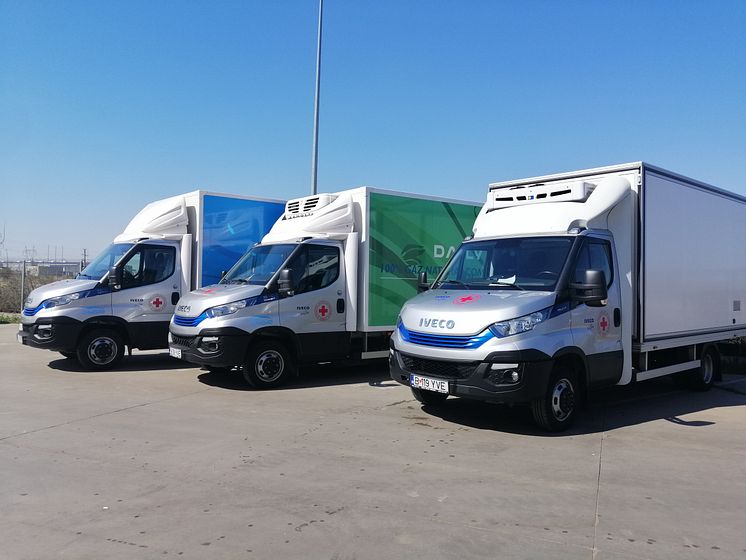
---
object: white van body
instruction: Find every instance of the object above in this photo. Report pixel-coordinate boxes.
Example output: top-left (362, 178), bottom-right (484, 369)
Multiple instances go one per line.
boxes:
top-left (18, 191), bottom-right (284, 369)
top-left (389, 163), bottom-right (746, 430)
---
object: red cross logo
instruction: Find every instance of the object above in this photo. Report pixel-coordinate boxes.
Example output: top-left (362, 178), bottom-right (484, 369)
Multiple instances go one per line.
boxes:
top-left (453, 293), bottom-right (481, 305)
top-left (599, 315), bottom-right (609, 332)
top-left (151, 297), bottom-right (163, 310)
top-left (315, 301), bottom-right (332, 321)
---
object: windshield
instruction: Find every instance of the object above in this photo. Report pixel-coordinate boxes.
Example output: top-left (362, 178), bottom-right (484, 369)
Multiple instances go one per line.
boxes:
top-left (433, 237), bottom-right (574, 291)
top-left (221, 244), bottom-right (297, 285)
top-left (77, 243), bottom-right (134, 280)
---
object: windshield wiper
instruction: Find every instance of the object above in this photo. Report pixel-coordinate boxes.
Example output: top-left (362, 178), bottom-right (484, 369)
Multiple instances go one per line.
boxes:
top-left (488, 281), bottom-right (525, 291)
top-left (224, 278), bottom-right (250, 284)
top-left (436, 278), bottom-right (470, 288)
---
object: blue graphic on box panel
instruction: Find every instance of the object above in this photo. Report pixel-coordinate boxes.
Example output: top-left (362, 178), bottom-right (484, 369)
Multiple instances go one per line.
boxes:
top-left (201, 196), bottom-right (284, 287)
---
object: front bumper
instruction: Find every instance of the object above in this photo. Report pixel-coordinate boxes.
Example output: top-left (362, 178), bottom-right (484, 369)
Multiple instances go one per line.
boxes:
top-left (169, 327), bottom-right (251, 368)
top-left (389, 343), bottom-right (554, 404)
top-left (18, 317), bottom-right (83, 353)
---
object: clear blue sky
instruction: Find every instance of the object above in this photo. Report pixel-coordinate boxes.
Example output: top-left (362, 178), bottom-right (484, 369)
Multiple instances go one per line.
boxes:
top-left (1, 0), bottom-right (744, 260)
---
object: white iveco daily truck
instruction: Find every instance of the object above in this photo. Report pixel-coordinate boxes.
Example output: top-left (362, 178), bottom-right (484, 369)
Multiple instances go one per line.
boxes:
top-left (390, 163), bottom-right (746, 431)
top-left (168, 187), bottom-right (479, 387)
top-left (18, 192), bottom-right (284, 369)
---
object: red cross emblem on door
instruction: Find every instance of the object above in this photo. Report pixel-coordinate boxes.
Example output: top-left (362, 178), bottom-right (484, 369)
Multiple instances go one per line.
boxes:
top-left (315, 301), bottom-right (331, 321)
top-left (151, 297), bottom-right (164, 311)
top-left (599, 315), bottom-right (609, 333)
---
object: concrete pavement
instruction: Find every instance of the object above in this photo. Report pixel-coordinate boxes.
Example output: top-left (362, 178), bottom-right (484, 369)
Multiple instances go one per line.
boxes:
top-left (1, 324), bottom-right (745, 559)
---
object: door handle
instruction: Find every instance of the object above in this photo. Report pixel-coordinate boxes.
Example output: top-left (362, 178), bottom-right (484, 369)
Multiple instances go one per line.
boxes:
top-left (171, 292), bottom-right (180, 305)
top-left (613, 308), bottom-right (621, 327)
top-left (337, 298), bottom-right (345, 313)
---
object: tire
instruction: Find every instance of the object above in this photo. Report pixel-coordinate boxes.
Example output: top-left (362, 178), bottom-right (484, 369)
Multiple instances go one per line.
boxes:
top-left (531, 365), bottom-right (579, 432)
top-left (76, 329), bottom-right (125, 371)
top-left (689, 346), bottom-right (719, 391)
top-left (242, 340), bottom-right (295, 389)
top-left (411, 387), bottom-right (449, 406)
top-left (59, 351), bottom-right (77, 360)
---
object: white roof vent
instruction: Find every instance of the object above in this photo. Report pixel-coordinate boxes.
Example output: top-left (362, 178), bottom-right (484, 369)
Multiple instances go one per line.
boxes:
top-left (285, 194), bottom-right (337, 218)
top-left (489, 181), bottom-right (595, 210)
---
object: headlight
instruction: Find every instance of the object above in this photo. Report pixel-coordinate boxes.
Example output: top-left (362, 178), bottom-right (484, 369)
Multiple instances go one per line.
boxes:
top-left (489, 306), bottom-right (552, 338)
top-left (204, 294), bottom-right (279, 319)
top-left (206, 299), bottom-right (249, 318)
top-left (44, 291), bottom-right (85, 309)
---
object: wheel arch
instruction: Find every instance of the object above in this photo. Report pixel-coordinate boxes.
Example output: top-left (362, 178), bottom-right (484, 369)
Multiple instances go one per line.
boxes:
top-left (552, 346), bottom-right (589, 400)
top-left (251, 327), bottom-right (300, 364)
top-left (80, 316), bottom-right (131, 348)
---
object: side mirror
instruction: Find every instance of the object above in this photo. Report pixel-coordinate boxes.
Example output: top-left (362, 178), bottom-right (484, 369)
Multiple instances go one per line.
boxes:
top-left (570, 269), bottom-right (607, 307)
top-left (417, 271), bottom-right (430, 293)
top-left (277, 269), bottom-right (294, 297)
top-left (109, 265), bottom-right (123, 290)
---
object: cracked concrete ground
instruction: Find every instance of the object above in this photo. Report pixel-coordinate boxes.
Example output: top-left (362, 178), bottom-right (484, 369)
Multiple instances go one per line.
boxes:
top-left (1, 324), bottom-right (745, 559)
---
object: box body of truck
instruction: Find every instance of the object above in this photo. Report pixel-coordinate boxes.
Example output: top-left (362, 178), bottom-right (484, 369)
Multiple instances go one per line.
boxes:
top-left (181, 191), bottom-right (287, 289)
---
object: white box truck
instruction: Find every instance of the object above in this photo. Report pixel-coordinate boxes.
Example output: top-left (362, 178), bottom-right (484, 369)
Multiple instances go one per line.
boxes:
top-left (18, 191), bottom-right (284, 369)
top-left (168, 187), bottom-right (480, 387)
top-left (389, 163), bottom-right (746, 430)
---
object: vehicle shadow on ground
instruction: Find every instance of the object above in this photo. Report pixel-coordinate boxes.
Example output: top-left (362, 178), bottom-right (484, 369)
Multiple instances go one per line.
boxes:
top-left (419, 376), bottom-right (746, 437)
top-left (47, 353), bottom-right (193, 373)
top-left (197, 360), bottom-right (392, 391)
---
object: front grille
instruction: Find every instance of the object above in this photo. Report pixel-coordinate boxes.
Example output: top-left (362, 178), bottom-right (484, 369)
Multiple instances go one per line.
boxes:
top-left (173, 312), bottom-right (208, 327)
top-left (398, 323), bottom-right (493, 349)
top-left (399, 353), bottom-right (479, 379)
top-left (23, 304), bottom-right (44, 316)
top-left (170, 334), bottom-right (196, 348)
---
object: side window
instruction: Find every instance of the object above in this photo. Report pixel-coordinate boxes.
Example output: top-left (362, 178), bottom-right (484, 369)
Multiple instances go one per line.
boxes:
top-left (588, 242), bottom-right (613, 287)
top-left (121, 252), bottom-right (142, 288)
top-left (291, 245), bottom-right (340, 294)
top-left (120, 245), bottom-right (175, 289)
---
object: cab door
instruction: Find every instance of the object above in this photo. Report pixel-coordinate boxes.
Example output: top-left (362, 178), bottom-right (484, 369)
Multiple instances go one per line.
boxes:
top-left (111, 241), bottom-right (181, 349)
top-left (277, 242), bottom-right (348, 359)
top-left (569, 235), bottom-right (623, 389)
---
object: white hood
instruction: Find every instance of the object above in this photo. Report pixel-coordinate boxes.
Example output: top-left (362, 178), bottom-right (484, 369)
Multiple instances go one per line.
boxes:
top-left (24, 278), bottom-right (100, 308)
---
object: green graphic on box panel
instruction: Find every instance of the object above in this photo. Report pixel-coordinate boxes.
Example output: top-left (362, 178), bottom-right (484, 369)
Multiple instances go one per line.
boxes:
top-left (368, 193), bottom-right (479, 327)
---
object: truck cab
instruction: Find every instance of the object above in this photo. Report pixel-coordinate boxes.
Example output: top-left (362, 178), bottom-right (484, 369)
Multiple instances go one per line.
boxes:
top-left (19, 238), bottom-right (186, 369)
top-left (390, 175), bottom-right (633, 431)
top-left (169, 192), bottom-right (362, 388)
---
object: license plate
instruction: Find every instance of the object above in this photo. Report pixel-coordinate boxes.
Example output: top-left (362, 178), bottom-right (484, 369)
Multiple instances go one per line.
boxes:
top-left (410, 374), bottom-right (449, 393)
top-left (17, 333), bottom-right (24, 345)
top-left (169, 347), bottom-right (182, 359)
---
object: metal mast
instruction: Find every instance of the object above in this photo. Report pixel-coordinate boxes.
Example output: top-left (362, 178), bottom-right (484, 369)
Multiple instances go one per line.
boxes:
top-left (310, 0), bottom-right (324, 195)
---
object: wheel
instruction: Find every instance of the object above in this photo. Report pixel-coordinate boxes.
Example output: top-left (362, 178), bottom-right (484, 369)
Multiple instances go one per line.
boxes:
top-left (411, 387), bottom-right (449, 406)
top-left (59, 351), bottom-right (77, 360)
top-left (242, 340), bottom-right (295, 389)
top-left (76, 329), bottom-right (125, 370)
top-left (531, 365), bottom-right (579, 432)
top-left (690, 346), bottom-right (719, 391)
